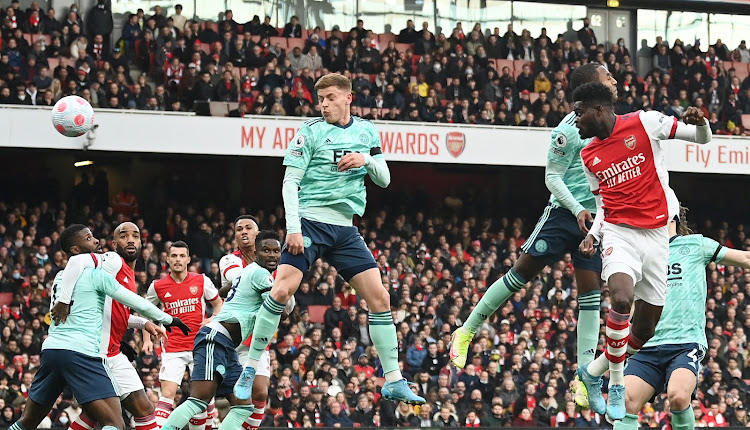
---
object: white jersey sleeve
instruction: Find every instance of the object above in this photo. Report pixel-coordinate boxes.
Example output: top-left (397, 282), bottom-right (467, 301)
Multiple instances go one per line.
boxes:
top-left (639, 110), bottom-right (712, 144)
top-left (219, 254), bottom-right (244, 289)
top-left (582, 161), bottom-right (605, 244)
top-left (202, 275), bottom-right (220, 301)
top-left (145, 281), bottom-right (160, 307)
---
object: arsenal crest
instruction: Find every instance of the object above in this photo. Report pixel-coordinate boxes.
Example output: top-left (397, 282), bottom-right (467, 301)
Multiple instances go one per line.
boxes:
top-left (446, 132), bottom-right (466, 158)
top-left (190, 285), bottom-right (199, 295)
top-left (624, 135), bottom-right (636, 150)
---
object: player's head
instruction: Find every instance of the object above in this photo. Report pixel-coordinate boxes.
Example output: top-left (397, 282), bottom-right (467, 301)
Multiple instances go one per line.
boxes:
top-left (255, 230), bottom-right (281, 272)
top-left (113, 222), bottom-right (141, 263)
top-left (570, 62), bottom-right (617, 101)
top-left (168, 240), bottom-right (190, 274)
top-left (234, 215), bottom-right (259, 250)
top-left (315, 73), bottom-right (352, 126)
top-left (59, 224), bottom-right (100, 256)
top-left (671, 205), bottom-right (693, 236)
top-left (572, 82), bottom-right (615, 139)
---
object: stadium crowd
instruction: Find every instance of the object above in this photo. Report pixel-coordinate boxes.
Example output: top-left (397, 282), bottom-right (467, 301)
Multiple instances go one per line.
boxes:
top-left (1, 2), bottom-right (750, 133)
top-left (0, 189), bottom-right (748, 428)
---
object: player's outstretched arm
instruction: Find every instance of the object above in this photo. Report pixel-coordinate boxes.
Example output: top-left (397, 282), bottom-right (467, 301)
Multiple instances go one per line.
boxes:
top-left (640, 109), bottom-right (711, 145)
top-left (718, 249), bottom-right (750, 269)
top-left (545, 127), bottom-right (587, 219)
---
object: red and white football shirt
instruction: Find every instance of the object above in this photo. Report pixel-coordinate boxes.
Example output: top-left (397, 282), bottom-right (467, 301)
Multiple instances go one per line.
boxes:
top-left (219, 250), bottom-right (247, 289)
top-left (146, 273), bottom-right (219, 353)
top-left (581, 110), bottom-right (683, 238)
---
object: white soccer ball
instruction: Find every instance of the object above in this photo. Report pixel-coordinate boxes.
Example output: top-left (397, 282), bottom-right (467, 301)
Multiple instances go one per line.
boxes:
top-left (51, 95), bottom-right (95, 137)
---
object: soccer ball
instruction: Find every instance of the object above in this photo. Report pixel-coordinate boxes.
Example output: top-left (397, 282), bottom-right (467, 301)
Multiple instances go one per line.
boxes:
top-left (51, 95), bottom-right (95, 137)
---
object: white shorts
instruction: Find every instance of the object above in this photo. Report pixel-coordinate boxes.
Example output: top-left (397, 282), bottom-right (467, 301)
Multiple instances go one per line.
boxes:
top-left (159, 351), bottom-right (194, 384)
top-left (106, 352), bottom-right (145, 399)
top-left (600, 222), bottom-right (669, 306)
top-left (235, 345), bottom-right (271, 378)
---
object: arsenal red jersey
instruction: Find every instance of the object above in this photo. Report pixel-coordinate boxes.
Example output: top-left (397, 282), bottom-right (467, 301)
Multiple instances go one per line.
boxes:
top-left (147, 273), bottom-right (219, 353)
top-left (581, 110), bottom-right (680, 233)
top-left (90, 252), bottom-right (137, 357)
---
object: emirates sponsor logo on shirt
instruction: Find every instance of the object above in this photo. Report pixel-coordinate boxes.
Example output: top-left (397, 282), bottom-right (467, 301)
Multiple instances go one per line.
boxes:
top-left (595, 153), bottom-right (647, 188)
top-left (624, 135), bottom-right (637, 150)
top-left (446, 132), bottom-right (466, 158)
top-left (165, 297), bottom-right (200, 314)
top-left (190, 285), bottom-right (199, 295)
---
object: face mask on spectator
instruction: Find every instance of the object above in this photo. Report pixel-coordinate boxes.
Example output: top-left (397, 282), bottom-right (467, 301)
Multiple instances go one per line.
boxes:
top-left (59, 417), bottom-right (69, 425)
top-left (433, 64), bottom-right (441, 72)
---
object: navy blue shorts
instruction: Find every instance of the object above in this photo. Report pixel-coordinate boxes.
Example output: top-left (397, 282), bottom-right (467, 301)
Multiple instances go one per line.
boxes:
top-left (30, 349), bottom-right (118, 405)
top-left (281, 218), bottom-right (377, 281)
top-left (625, 343), bottom-right (704, 393)
top-left (192, 326), bottom-right (243, 398)
top-left (521, 204), bottom-right (602, 272)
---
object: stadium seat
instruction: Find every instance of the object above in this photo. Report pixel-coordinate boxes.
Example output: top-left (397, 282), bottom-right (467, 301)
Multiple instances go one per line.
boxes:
top-left (47, 57), bottom-right (59, 71)
top-left (22, 33), bottom-right (32, 45)
top-left (325, 31), bottom-right (332, 39)
top-left (360, 107), bottom-right (371, 116)
top-left (379, 33), bottom-right (397, 46)
top-left (287, 38), bottom-right (305, 51)
top-left (530, 92), bottom-right (540, 104)
top-left (269, 36), bottom-right (288, 49)
top-left (251, 35), bottom-right (260, 43)
top-left (734, 63), bottom-right (750, 81)
top-left (741, 114), bottom-right (750, 130)
top-left (209, 102), bottom-right (230, 117)
top-left (301, 29), bottom-right (310, 40)
top-left (200, 43), bottom-right (210, 54)
top-left (307, 305), bottom-right (328, 324)
top-left (0, 293), bottom-right (13, 307)
top-left (515, 60), bottom-right (533, 73)
top-left (495, 59), bottom-right (514, 71)
top-left (209, 22), bottom-right (219, 33)
top-left (31, 34), bottom-right (51, 46)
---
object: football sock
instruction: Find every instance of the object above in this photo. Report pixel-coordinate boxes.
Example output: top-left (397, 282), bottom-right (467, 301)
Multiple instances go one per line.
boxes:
top-left (672, 405), bottom-right (695, 430)
top-left (627, 333), bottom-right (645, 358)
top-left (205, 400), bottom-right (216, 430)
top-left (8, 422), bottom-right (25, 430)
top-left (70, 413), bottom-right (95, 430)
top-left (577, 289), bottom-right (601, 366)
top-left (134, 414), bottom-right (158, 430)
top-left (242, 401), bottom-right (266, 430)
top-left (218, 405), bottom-right (254, 430)
top-left (369, 311), bottom-right (402, 381)
top-left (588, 309), bottom-right (629, 380)
top-left (155, 397), bottom-right (174, 427)
top-left (613, 413), bottom-right (639, 430)
top-left (464, 268), bottom-right (528, 333)
top-left (188, 411), bottom-right (207, 430)
top-left (247, 296), bottom-right (285, 362)
top-left (162, 397), bottom-right (208, 430)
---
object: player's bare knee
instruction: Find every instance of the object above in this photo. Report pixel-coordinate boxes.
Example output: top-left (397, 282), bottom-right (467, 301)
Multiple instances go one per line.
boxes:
top-left (624, 395), bottom-right (641, 415)
top-left (271, 285), bottom-right (292, 304)
top-left (369, 288), bottom-right (390, 312)
top-left (668, 391), bottom-right (691, 411)
top-left (609, 292), bottom-right (633, 314)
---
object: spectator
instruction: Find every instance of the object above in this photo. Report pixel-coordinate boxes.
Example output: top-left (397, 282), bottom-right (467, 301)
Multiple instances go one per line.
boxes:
top-left (399, 20), bottom-right (418, 44)
top-left (283, 15), bottom-right (302, 38)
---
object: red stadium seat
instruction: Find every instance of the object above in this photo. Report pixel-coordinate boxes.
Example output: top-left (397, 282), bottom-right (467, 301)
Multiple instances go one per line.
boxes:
top-left (741, 114), bottom-right (750, 130)
top-left (495, 59), bottom-right (514, 72)
top-left (23, 33), bottom-right (32, 45)
top-left (251, 35), bottom-right (260, 43)
top-left (200, 43), bottom-right (210, 54)
top-left (529, 92), bottom-right (540, 104)
top-left (360, 107), bottom-right (371, 116)
top-left (515, 60), bottom-right (533, 73)
top-left (286, 38), bottom-right (305, 51)
top-left (378, 33), bottom-right (397, 46)
top-left (269, 37), bottom-right (288, 50)
top-left (301, 29), bottom-right (310, 40)
top-left (0, 293), bottom-right (13, 307)
top-left (31, 34), bottom-right (51, 46)
top-left (47, 57), bottom-right (59, 71)
top-left (307, 305), bottom-right (328, 324)
top-left (733, 63), bottom-right (750, 81)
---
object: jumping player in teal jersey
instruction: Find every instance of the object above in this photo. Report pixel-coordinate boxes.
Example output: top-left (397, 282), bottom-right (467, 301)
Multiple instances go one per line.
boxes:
top-left (235, 73), bottom-right (424, 405)
top-left (450, 63), bottom-right (617, 402)
top-left (613, 208), bottom-right (750, 430)
top-left (8, 224), bottom-right (188, 430)
top-left (162, 230), bottom-right (286, 430)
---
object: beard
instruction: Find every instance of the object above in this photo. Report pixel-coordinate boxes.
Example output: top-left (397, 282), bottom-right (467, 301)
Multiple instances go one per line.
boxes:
top-left (116, 244), bottom-right (139, 263)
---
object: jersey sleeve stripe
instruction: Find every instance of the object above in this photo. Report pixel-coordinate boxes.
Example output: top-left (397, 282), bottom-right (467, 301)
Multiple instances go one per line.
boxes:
top-left (222, 264), bottom-right (240, 278)
top-left (208, 293), bottom-right (220, 302)
top-left (90, 253), bottom-right (99, 267)
top-left (592, 189), bottom-right (600, 195)
top-left (668, 117), bottom-right (678, 139)
top-left (710, 244), bottom-right (723, 263)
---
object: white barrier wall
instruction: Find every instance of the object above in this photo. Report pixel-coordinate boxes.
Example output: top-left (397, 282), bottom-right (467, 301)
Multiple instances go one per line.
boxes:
top-left (2, 106), bottom-right (749, 175)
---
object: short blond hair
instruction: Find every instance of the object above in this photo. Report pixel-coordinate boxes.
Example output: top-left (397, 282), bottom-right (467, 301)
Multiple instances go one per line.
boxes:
top-left (314, 73), bottom-right (352, 92)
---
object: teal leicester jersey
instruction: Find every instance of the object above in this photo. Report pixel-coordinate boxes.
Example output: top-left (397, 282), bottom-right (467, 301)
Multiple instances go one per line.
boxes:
top-left (46, 269), bottom-right (125, 357)
top-left (214, 262), bottom-right (274, 342)
top-left (645, 234), bottom-right (727, 349)
top-left (547, 112), bottom-right (596, 213)
top-left (283, 116), bottom-right (383, 217)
